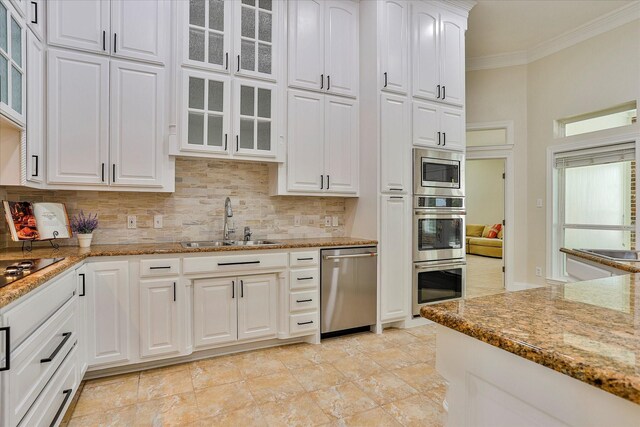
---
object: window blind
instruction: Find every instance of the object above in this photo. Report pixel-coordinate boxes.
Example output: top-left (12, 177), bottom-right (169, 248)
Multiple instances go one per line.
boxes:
top-left (554, 143), bottom-right (635, 169)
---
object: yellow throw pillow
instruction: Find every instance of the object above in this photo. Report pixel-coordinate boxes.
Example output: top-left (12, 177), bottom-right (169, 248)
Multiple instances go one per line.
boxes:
top-left (481, 226), bottom-right (492, 238)
top-left (466, 224), bottom-right (485, 237)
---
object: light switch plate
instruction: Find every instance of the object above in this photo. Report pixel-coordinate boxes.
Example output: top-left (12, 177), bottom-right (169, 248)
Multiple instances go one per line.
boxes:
top-left (127, 215), bottom-right (137, 229)
top-left (154, 215), bottom-right (163, 229)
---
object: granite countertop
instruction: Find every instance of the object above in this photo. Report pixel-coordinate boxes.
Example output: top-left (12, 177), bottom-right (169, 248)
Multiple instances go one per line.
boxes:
top-left (421, 274), bottom-right (640, 404)
top-left (0, 237), bottom-right (377, 310)
top-left (561, 247), bottom-right (640, 273)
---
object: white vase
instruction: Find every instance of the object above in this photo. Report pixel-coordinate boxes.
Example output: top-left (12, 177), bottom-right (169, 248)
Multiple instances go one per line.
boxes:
top-left (77, 233), bottom-right (93, 248)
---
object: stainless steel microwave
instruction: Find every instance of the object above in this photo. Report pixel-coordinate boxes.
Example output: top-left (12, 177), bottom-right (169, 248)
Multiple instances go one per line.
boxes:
top-left (413, 148), bottom-right (465, 196)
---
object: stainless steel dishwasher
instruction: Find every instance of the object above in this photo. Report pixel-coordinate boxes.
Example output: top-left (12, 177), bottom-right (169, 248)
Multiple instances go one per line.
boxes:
top-left (321, 246), bottom-right (378, 335)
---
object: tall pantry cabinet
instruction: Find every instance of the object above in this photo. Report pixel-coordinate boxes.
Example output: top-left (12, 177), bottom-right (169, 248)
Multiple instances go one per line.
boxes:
top-left (351, 0), bottom-right (472, 326)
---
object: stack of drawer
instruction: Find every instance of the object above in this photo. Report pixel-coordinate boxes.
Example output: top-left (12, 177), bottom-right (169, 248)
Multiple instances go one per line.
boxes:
top-left (1, 269), bottom-right (80, 427)
top-left (288, 251), bottom-right (320, 335)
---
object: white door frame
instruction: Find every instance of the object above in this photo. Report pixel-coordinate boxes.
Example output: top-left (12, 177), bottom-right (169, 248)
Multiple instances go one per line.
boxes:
top-left (466, 123), bottom-right (515, 291)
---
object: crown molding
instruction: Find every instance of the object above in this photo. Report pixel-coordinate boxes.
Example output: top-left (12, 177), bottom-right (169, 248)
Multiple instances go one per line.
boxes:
top-left (441, 0), bottom-right (477, 14)
top-left (466, 2), bottom-right (640, 71)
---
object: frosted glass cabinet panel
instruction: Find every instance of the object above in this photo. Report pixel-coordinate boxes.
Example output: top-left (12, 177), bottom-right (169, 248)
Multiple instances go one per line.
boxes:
top-left (233, 80), bottom-right (276, 157)
top-left (182, 69), bottom-right (230, 154)
top-left (234, 0), bottom-right (277, 80)
top-left (0, 0), bottom-right (25, 125)
top-left (184, 0), bottom-right (231, 72)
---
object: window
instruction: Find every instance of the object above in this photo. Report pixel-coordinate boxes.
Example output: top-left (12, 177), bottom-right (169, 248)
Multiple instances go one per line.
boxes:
top-left (556, 102), bottom-right (637, 137)
top-left (554, 143), bottom-right (636, 276)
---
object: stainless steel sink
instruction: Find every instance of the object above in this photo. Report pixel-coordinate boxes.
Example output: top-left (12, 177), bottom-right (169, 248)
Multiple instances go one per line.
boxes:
top-left (577, 249), bottom-right (640, 262)
top-left (231, 240), bottom-right (281, 246)
top-left (181, 240), bottom-right (281, 248)
top-left (181, 240), bottom-right (231, 248)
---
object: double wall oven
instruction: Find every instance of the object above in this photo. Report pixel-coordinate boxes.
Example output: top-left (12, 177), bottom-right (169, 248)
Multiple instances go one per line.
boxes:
top-left (413, 148), bottom-right (466, 316)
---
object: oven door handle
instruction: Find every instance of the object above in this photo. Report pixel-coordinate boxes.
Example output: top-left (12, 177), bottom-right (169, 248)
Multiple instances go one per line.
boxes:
top-left (323, 253), bottom-right (378, 260)
top-left (414, 263), bottom-right (465, 271)
top-left (414, 210), bottom-right (466, 215)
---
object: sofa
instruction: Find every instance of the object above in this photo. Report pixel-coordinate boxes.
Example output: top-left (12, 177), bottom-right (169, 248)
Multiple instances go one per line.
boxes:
top-left (466, 224), bottom-right (503, 258)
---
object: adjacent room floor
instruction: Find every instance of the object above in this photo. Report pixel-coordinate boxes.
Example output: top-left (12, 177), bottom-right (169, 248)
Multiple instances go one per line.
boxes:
top-left (466, 254), bottom-right (505, 299)
top-left (62, 325), bottom-right (445, 427)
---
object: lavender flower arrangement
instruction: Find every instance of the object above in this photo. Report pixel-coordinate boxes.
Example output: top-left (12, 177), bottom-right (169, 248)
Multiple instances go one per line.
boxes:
top-left (71, 211), bottom-right (99, 234)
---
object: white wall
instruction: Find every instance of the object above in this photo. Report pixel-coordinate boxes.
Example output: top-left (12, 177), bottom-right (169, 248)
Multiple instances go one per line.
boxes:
top-left (466, 65), bottom-right (528, 283)
top-left (466, 159), bottom-right (505, 226)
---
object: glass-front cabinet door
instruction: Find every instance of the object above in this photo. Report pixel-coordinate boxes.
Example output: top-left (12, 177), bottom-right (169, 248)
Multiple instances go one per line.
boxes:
top-left (0, 0), bottom-right (25, 126)
top-left (233, 80), bottom-right (276, 157)
top-left (182, 70), bottom-right (230, 153)
top-left (234, 0), bottom-right (276, 81)
top-left (184, 0), bottom-right (232, 72)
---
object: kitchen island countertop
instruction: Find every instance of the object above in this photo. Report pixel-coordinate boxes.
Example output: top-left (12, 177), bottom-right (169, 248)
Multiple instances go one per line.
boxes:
top-left (421, 274), bottom-right (640, 404)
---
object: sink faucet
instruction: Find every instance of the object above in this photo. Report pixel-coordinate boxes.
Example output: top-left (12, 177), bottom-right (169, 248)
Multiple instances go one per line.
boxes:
top-left (223, 197), bottom-right (235, 240)
top-left (243, 226), bottom-right (252, 242)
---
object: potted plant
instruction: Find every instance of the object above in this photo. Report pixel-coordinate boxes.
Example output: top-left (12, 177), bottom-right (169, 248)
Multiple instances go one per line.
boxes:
top-left (71, 211), bottom-right (98, 248)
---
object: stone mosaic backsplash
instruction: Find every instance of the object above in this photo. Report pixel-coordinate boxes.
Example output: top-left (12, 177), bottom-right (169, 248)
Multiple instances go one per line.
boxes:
top-left (0, 158), bottom-right (347, 248)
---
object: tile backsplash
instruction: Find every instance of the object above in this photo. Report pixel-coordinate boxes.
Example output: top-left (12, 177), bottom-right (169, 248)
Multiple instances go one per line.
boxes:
top-left (0, 158), bottom-right (347, 248)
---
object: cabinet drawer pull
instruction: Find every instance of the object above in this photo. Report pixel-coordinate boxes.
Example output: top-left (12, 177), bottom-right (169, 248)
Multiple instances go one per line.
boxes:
top-left (320, 74), bottom-right (324, 89)
top-left (436, 84), bottom-right (440, 98)
top-left (232, 280), bottom-right (235, 299)
top-left (173, 282), bottom-right (176, 302)
top-left (442, 85), bottom-right (446, 100)
top-left (50, 389), bottom-right (73, 427)
top-left (79, 273), bottom-right (86, 297)
top-left (320, 174), bottom-right (324, 190)
top-left (384, 72), bottom-right (388, 88)
top-left (31, 1), bottom-right (37, 24)
top-left (40, 332), bottom-right (72, 363)
top-left (0, 326), bottom-right (9, 372)
top-left (237, 54), bottom-right (240, 72)
top-left (225, 52), bottom-right (229, 70)
top-left (149, 266), bottom-right (171, 270)
top-left (101, 163), bottom-right (105, 182)
top-left (240, 280), bottom-right (244, 298)
top-left (297, 321), bottom-right (313, 325)
top-left (296, 299), bottom-right (313, 303)
top-left (443, 132), bottom-right (446, 146)
top-left (326, 175), bottom-right (330, 190)
top-left (217, 260), bottom-right (260, 266)
top-left (112, 164), bottom-right (116, 182)
top-left (296, 277), bottom-right (314, 281)
top-left (327, 75), bottom-right (330, 90)
top-left (32, 155), bottom-right (38, 177)
top-left (390, 196), bottom-right (403, 199)
top-left (297, 257), bottom-right (313, 261)
top-left (224, 133), bottom-right (228, 150)
top-left (102, 31), bottom-right (106, 51)
top-left (236, 135), bottom-right (239, 151)
top-left (114, 33), bottom-right (117, 53)
top-left (389, 188), bottom-right (402, 191)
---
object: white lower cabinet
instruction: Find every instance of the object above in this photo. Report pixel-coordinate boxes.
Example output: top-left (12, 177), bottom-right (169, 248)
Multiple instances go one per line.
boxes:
top-left (380, 195), bottom-right (410, 322)
top-left (193, 273), bottom-right (277, 350)
top-left (139, 279), bottom-right (183, 358)
top-left (76, 265), bottom-right (88, 377)
top-left (85, 261), bottom-right (130, 368)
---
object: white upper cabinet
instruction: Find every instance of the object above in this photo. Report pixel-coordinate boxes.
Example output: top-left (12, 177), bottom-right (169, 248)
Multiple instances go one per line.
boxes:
top-left (47, 49), bottom-right (109, 185)
top-left (111, 0), bottom-right (169, 64)
top-left (288, 0), bottom-right (358, 97)
top-left (233, 79), bottom-right (277, 158)
top-left (324, 1), bottom-right (358, 98)
top-left (110, 60), bottom-right (165, 187)
top-left (48, 0), bottom-right (167, 64)
top-left (26, 30), bottom-right (43, 183)
top-left (0, 0), bottom-right (26, 126)
top-left (413, 99), bottom-right (464, 151)
top-left (287, 90), bottom-right (324, 192)
top-left (411, 2), bottom-right (466, 106)
top-left (234, 0), bottom-right (278, 81)
top-left (26, 0), bottom-right (43, 41)
top-left (380, 94), bottom-right (410, 193)
top-left (182, 69), bottom-right (231, 154)
top-left (287, 0), bottom-right (324, 92)
top-left (380, 0), bottom-right (408, 94)
top-left (324, 95), bottom-right (358, 194)
top-left (184, 0), bottom-right (232, 72)
top-left (287, 89), bottom-right (358, 195)
top-left (47, 0), bottom-right (110, 54)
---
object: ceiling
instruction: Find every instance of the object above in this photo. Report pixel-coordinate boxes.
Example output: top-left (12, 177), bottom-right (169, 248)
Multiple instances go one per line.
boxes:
top-left (466, 0), bottom-right (636, 59)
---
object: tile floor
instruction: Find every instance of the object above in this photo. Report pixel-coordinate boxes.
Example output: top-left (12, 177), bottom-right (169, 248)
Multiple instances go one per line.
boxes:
top-left (62, 326), bottom-right (447, 427)
top-left (465, 254), bottom-right (505, 298)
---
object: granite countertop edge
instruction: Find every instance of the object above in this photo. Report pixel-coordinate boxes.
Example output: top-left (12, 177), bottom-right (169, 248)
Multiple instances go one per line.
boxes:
top-left (421, 305), bottom-right (640, 405)
top-left (0, 237), bottom-right (377, 310)
top-left (560, 248), bottom-right (640, 273)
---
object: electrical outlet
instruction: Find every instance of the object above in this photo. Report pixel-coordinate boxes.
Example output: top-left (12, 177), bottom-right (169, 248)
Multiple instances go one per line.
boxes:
top-left (154, 215), bottom-right (163, 229)
top-left (332, 216), bottom-right (339, 227)
top-left (127, 215), bottom-right (137, 229)
top-left (294, 216), bottom-right (301, 227)
top-left (324, 216), bottom-right (332, 226)
top-left (536, 198), bottom-right (543, 208)
top-left (535, 266), bottom-right (542, 277)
